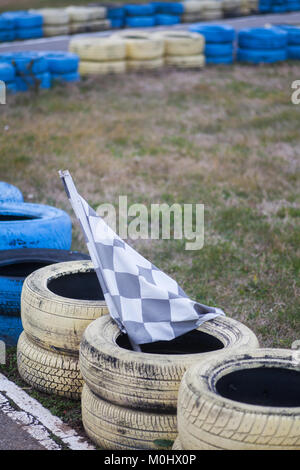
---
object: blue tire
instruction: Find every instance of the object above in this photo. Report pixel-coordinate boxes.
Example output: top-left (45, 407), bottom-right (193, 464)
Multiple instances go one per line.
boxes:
top-left (271, 5), bottom-right (287, 12)
top-left (12, 52), bottom-right (48, 75)
top-left (205, 42), bottom-right (233, 57)
top-left (0, 15), bottom-right (15, 30)
top-left (125, 16), bottom-right (156, 28)
top-left (0, 62), bottom-right (15, 82)
top-left (275, 25), bottom-right (300, 45)
top-left (0, 183), bottom-right (23, 203)
top-left (206, 55), bottom-right (234, 64)
top-left (109, 18), bottom-right (125, 28)
top-left (0, 202), bottom-right (72, 251)
top-left (238, 27), bottom-right (288, 50)
top-left (108, 6), bottom-right (125, 19)
top-left (0, 30), bottom-right (16, 42)
top-left (125, 4), bottom-right (155, 16)
top-left (6, 82), bottom-right (17, 94)
top-left (237, 47), bottom-right (287, 63)
top-left (151, 2), bottom-right (184, 14)
top-left (16, 27), bottom-right (43, 40)
top-left (155, 14), bottom-right (180, 25)
top-left (42, 52), bottom-right (79, 74)
top-left (8, 12), bottom-right (43, 29)
top-left (286, 1), bottom-right (300, 10)
top-left (14, 73), bottom-right (51, 91)
top-left (189, 24), bottom-right (235, 43)
top-left (0, 248), bottom-right (90, 345)
top-left (287, 45), bottom-right (300, 59)
top-left (0, 53), bottom-right (15, 63)
top-left (52, 72), bottom-right (80, 83)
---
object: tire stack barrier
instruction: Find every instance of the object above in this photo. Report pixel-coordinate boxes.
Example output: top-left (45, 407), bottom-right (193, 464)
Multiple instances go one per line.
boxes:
top-left (40, 52), bottom-right (80, 84)
top-left (0, 196), bottom-right (75, 346)
top-left (112, 31), bottom-right (165, 71)
top-left (0, 14), bottom-right (16, 43)
top-left (181, 1), bottom-right (206, 23)
top-left (124, 4), bottom-right (156, 28)
top-left (175, 348), bottom-right (300, 450)
top-left (152, 2), bottom-right (184, 25)
top-left (3, 11), bottom-right (43, 41)
top-left (107, 5), bottom-right (126, 29)
top-left (65, 6), bottom-right (110, 34)
top-left (190, 24), bottom-right (235, 64)
top-left (30, 8), bottom-right (70, 37)
top-left (152, 30), bottom-right (205, 68)
top-left (69, 36), bottom-right (127, 75)
top-left (79, 314), bottom-right (259, 449)
top-left (16, 261), bottom-right (108, 397)
top-left (237, 26), bottom-right (288, 63)
top-left (276, 24), bottom-right (300, 58)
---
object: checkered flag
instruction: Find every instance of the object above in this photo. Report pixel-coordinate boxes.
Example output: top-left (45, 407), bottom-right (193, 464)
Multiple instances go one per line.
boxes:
top-left (59, 170), bottom-right (224, 349)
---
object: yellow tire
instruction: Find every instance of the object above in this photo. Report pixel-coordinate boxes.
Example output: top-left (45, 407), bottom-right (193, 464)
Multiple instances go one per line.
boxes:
top-left (79, 60), bottom-right (126, 75)
top-left (17, 332), bottom-right (82, 400)
top-left (69, 20), bottom-right (110, 34)
top-left (81, 384), bottom-right (177, 450)
top-left (127, 58), bottom-right (164, 71)
top-left (177, 348), bottom-right (300, 450)
top-left (43, 25), bottom-right (70, 37)
top-left (80, 314), bottom-right (259, 412)
top-left (112, 32), bottom-right (164, 60)
top-left (69, 37), bottom-right (126, 62)
top-left (165, 54), bottom-right (205, 69)
top-left (172, 437), bottom-right (183, 450)
top-left (65, 6), bottom-right (106, 22)
top-left (152, 31), bottom-right (205, 56)
top-left (29, 8), bottom-right (69, 25)
top-left (21, 260), bottom-right (108, 355)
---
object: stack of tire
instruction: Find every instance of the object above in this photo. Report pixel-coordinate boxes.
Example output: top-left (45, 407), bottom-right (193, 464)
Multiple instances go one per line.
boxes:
top-left (276, 25), bottom-right (300, 59)
top-left (79, 314), bottom-right (259, 449)
top-left (3, 11), bottom-right (43, 41)
top-left (174, 348), bottom-right (300, 450)
top-left (124, 4), bottom-right (156, 28)
top-left (152, 2), bottom-right (184, 26)
top-left (40, 51), bottom-right (80, 84)
top-left (0, 61), bottom-right (17, 94)
top-left (197, 1), bottom-right (223, 19)
top-left (69, 36), bottom-right (127, 76)
top-left (0, 185), bottom-right (80, 346)
top-left (222, 0), bottom-right (243, 17)
top-left (181, 1), bottom-right (206, 23)
top-left (107, 5), bottom-right (126, 29)
top-left (152, 30), bottom-right (205, 69)
top-left (65, 6), bottom-right (110, 35)
top-left (30, 8), bottom-right (70, 37)
top-left (190, 24), bottom-right (235, 65)
top-left (0, 13), bottom-right (16, 43)
top-left (286, 0), bottom-right (300, 10)
top-left (237, 27), bottom-right (288, 64)
top-left (270, 0), bottom-right (287, 12)
top-left (17, 260), bottom-right (108, 398)
top-left (6, 52), bottom-right (51, 92)
top-left (112, 31), bottom-right (165, 71)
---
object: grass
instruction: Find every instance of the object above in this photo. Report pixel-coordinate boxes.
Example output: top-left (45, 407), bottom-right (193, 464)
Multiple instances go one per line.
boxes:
top-left (0, 61), bottom-right (299, 433)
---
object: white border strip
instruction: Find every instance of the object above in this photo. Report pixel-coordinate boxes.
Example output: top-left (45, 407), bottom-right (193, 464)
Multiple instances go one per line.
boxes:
top-left (0, 373), bottom-right (95, 450)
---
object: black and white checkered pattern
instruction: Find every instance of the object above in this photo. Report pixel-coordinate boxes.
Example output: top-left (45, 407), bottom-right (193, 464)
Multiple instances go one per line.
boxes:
top-left (60, 171), bottom-right (225, 346)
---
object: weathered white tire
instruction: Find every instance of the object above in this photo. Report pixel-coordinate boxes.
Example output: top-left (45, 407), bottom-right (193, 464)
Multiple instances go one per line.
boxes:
top-left (172, 437), bottom-right (183, 450)
top-left (79, 60), bottom-right (126, 75)
top-left (80, 314), bottom-right (259, 412)
top-left (43, 25), bottom-right (70, 37)
top-left (30, 8), bottom-right (69, 25)
top-left (178, 348), bottom-right (300, 450)
top-left (181, 13), bottom-right (204, 22)
top-left (165, 54), bottom-right (205, 69)
top-left (152, 31), bottom-right (205, 56)
top-left (21, 260), bottom-right (108, 355)
top-left (81, 384), bottom-right (177, 450)
top-left (17, 332), bottom-right (82, 400)
top-left (183, 0), bottom-right (205, 12)
top-left (127, 58), bottom-right (164, 71)
top-left (69, 20), bottom-right (110, 34)
top-left (65, 6), bottom-right (106, 22)
top-left (69, 37), bottom-right (126, 61)
top-left (112, 32), bottom-right (164, 60)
